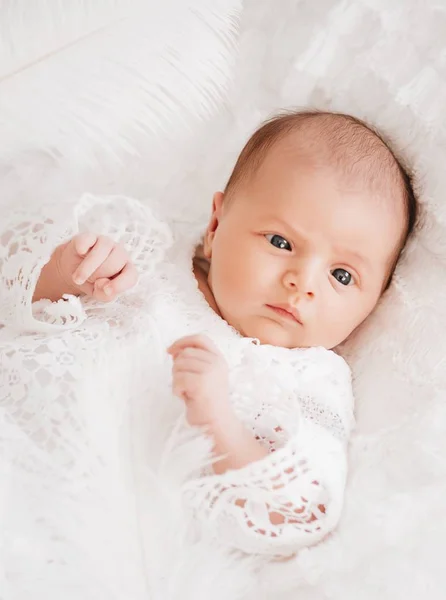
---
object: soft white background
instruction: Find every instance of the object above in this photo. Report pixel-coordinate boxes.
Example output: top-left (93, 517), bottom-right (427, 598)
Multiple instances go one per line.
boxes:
top-left (1, 0), bottom-right (446, 598)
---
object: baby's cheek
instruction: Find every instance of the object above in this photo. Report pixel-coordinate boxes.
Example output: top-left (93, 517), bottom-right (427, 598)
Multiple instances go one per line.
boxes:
top-left (324, 298), bottom-right (367, 347)
top-left (230, 254), bottom-right (264, 297)
top-left (212, 264), bottom-right (247, 318)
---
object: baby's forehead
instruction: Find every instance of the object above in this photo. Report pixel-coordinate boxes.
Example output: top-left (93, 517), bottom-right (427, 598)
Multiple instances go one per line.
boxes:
top-left (251, 132), bottom-right (406, 247)
top-left (263, 117), bottom-right (404, 201)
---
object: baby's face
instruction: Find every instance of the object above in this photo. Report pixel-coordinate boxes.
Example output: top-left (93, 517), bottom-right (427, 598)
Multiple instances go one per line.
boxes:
top-left (204, 144), bottom-right (405, 349)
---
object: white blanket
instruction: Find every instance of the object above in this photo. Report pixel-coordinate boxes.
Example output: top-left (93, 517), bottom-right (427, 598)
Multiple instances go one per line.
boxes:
top-left (1, 0), bottom-right (446, 598)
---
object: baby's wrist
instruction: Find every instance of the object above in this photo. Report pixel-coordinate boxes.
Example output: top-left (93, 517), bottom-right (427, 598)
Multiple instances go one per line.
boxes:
top-left (33, 242), bottom-right (80, 302)
top-left (53, 242), bottom-right (82, 297)
top-left (205, 406), bottom-right (243, 440)
top-left (208, 410), bottom-right (267, 474)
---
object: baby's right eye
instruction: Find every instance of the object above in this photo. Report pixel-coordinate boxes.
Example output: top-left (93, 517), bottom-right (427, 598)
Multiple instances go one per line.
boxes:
top-left (265, 234), bottom-right (292, 251)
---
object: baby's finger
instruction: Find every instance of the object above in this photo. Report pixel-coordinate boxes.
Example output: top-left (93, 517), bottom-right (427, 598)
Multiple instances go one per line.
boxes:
top-left (73, 233), bottom-right (98, 257)
top-left (80, 246), bottom-right (129, 287)
top-left (172, 373), bottom-right (195, 402)
top-left (92, 278), bottom-right (116, 302)
top-left (95, 277), bottom-right (110, 291)
top-left (168, 334), bottom-right (218, 357)
top-left (73, 236), bottom-right (114, 285)
top-left (171, 348), bottom-right (215, 372)
top-left (172, 347), bottom-right (213, 364)
top-left (103, 262), bottom-right (138, 297)
top-left (173, 355), bottom-right (208, 374)
top-left (91, 245), bottom-right (128, 279)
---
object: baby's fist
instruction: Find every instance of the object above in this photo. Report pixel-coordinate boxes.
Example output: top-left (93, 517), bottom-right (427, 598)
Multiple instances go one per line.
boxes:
top-left (168, 335), bottom-right (231, 428)
top-left (60, 233), bottom-right (138, 302)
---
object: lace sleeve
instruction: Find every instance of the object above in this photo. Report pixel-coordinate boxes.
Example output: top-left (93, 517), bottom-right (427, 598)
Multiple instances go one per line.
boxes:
top-left (183, 352), bottom-right (355, 557)
top-left (0, 193), bottom-right (172, 333)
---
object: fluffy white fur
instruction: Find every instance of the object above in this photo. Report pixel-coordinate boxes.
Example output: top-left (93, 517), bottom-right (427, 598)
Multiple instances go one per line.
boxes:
top-left (1, 0), bottom-right (446, 598)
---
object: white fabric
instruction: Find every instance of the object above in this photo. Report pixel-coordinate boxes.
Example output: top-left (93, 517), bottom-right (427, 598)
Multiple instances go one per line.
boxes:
top-left (0, 193), bottom-right (354, 564)
top-left (2, 0), bottom-right (446, 598)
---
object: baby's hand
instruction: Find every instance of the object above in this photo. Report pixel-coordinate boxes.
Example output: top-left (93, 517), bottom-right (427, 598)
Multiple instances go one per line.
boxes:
top-left (168, 335), bottom-right (232, 428)
top-left (59, 233), bottom-right (138, 302)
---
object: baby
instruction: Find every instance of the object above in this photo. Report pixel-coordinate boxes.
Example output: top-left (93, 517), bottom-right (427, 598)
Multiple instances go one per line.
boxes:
top-left (1, 110), bottom-right (418, 557)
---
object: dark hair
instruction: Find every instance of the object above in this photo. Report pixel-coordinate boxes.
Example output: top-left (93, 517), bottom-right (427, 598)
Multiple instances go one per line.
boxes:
top-left (224, 110), bottom-right (419, 290)
top-left (384, 153), bottom-right (418, 289)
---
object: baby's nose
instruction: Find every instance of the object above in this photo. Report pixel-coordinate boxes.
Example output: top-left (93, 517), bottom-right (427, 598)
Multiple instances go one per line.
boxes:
top-left (283, 269), bottom-right (316, 299)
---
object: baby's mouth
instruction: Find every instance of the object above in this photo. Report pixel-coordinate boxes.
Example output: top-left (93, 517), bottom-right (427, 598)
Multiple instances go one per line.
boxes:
top-left (265, 304), bottom-right (303, 325)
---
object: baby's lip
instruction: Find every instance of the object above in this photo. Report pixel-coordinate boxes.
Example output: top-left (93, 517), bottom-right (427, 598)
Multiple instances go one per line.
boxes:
top-left (266, 303), bottom-right (303, 325)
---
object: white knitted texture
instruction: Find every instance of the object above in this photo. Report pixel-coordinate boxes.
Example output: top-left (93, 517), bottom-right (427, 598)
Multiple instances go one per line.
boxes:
top-left (0, 195), bottom-right (354, 576)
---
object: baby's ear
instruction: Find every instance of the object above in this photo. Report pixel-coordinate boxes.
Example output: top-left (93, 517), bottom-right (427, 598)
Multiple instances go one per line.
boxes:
top-left (203, 191), bottom-right (224, 258)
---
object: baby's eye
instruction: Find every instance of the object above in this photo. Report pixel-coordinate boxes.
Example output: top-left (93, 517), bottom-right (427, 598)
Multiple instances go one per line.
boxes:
top-left (265, 234), bottom-right (292, 251)
top-left (331, 268), bottom-right (354, 286)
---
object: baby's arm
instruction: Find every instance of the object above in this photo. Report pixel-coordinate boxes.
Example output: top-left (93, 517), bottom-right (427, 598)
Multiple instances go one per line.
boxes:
top-left (206, 413), bottom-right (269, 473)
top-left (33, 234), bottom-right (137, 303)
top-left (169, 335), bottom-right (323, 527)
top-left (0, 193), bottom-right (172, 332)
top-left (170, 336), bottom-right (353, 556)
top-left (168, 334), bottom-right (270, 471)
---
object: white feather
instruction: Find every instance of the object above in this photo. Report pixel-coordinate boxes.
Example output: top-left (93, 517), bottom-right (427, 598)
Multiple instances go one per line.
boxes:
top-left (0, 0), bottom-right (240, 167)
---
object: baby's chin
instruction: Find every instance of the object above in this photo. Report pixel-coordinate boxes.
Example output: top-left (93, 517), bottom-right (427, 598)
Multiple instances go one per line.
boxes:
top-left (238, 316), bottom-right (319, 350)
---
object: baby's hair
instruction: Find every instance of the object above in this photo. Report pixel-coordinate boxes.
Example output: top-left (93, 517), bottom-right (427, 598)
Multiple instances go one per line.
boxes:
top-left (224, 110), bottom-right (419, 290)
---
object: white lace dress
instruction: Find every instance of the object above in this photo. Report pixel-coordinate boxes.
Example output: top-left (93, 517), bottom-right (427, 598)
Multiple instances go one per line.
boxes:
top-left (0, 194), bottom-right (354, 559)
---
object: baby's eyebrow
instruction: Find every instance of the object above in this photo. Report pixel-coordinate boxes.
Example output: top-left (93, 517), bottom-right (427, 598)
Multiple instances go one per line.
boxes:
top-left (266, 217), bottom-right (307, 240)
top-left (335, 247), bottom-right (373, 271)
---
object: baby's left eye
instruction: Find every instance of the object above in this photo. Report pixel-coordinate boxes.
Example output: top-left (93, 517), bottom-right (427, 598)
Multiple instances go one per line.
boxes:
top-left (265, 234), bottom-right (292, 251)
top-left (331, 268), bottom-right (354, 286)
